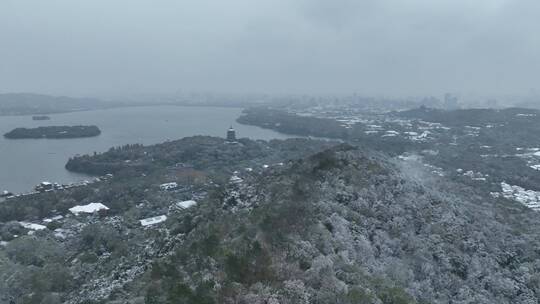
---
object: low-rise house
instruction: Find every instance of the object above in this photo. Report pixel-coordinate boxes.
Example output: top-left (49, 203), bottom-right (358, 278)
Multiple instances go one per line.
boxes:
top-left (140, 215), bottom-right (167, 227)
top-left (169, 200), bottom-right (198, 213)
top-left (176, 200), bottom-right (197, 209)
top-left (35, 182), bottom-right (54, 192)
top-left (69, 202), bottom-right (110, 215)
top-left (230, 175), bottom-right (243, 184)
top-left (160, 182), bottom-right (178, 191)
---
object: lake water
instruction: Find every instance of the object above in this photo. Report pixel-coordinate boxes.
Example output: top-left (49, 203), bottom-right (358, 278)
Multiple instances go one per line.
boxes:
top-left (0, 106), bottom-right (291, 193)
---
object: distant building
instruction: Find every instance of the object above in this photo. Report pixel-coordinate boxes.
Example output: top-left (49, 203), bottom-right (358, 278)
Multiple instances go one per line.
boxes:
top-left (35, 182), bottom-right (54, 192)
top-left (226, 126), bottom-right (236, 142)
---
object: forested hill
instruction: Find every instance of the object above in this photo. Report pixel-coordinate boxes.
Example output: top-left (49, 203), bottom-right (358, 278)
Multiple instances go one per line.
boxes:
top-left (2, 140), bottom-right (540, 303)
top-left (139, 145), bottom-right (539, 303)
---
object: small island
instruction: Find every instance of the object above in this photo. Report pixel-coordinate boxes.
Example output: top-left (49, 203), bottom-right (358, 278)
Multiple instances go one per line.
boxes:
top-left (4, 125), bottom-right (101, 139)
top-left (32, 115), bottom-right (51, 121)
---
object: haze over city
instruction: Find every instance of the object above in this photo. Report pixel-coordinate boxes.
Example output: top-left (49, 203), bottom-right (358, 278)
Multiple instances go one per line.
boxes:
top-left (2, 0), bottom-right (540, 98)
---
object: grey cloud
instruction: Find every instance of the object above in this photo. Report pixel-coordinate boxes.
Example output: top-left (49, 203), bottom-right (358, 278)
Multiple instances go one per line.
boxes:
top-left (0, 0), bottom-right (539, 98)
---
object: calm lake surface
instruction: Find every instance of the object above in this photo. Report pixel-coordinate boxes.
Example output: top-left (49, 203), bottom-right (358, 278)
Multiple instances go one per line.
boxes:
top-left (0, 106), bottom-right (292, 193)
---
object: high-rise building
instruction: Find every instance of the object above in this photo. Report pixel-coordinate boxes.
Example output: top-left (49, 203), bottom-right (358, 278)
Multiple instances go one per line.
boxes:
top-left (444, 93), bottom-right (459, 109)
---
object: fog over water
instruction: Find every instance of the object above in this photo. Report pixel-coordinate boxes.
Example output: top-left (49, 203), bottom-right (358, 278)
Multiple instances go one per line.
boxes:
top-left (1, 0), bottom-right (540, 98)
top-left (0, 106), bottom-right (291, 193)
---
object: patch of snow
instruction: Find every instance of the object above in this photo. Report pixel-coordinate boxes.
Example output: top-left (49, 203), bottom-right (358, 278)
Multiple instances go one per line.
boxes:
top-left (410, 131), bottom-right (431, 141)
top-left (230, 175), bottom-right (243, 184)
top-left (43, 215), bottom-right (64, 223)
top-left (367, 124), bottom-right (383, 130)
top-left (54, 228), bottom-right (68, 239)
top-left (19, 222), bottom-right (47, 231)
top-left (398, 154), bottom-right (422, 161)
top-left (490, 192), bottom-right (500, 198)
top-left (421, 149), bottom-right (438, 156)
top-left (530, 165), bottom-right (540, 171)
top-left (500, 182), bottom-right (540, 211)
top-left (461, 170), bottom-right (487, 181)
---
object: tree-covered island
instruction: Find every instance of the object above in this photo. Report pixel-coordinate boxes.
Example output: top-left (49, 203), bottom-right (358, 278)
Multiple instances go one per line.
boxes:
top-left (4, 125), bottom-right (101, 139)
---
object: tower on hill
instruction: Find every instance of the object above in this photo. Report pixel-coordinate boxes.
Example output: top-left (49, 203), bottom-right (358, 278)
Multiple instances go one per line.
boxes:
top-left (226, 126), bottom-right (236, 142)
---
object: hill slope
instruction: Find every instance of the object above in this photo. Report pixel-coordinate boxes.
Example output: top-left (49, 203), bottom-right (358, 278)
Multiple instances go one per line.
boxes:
top-left (1, 142), bottom-right (539, 303)
top-left (131, 145), bottom-right (540, 303)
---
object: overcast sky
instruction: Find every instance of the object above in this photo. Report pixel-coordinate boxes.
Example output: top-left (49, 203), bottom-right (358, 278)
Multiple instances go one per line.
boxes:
top-left (1, 0), bottom-right (539, 98)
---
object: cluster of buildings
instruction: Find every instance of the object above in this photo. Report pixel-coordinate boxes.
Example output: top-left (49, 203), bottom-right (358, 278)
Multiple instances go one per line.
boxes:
top-left (4, 196), bottom-right (200, 243)
top-left (140, 200), bottom-right (198, 228)
top-left (515, 148), bottom-right (540, 172)
top-left (1, 174), bottom-right (114, 201)
top-left (495, 182), bottom-right (540, 212)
